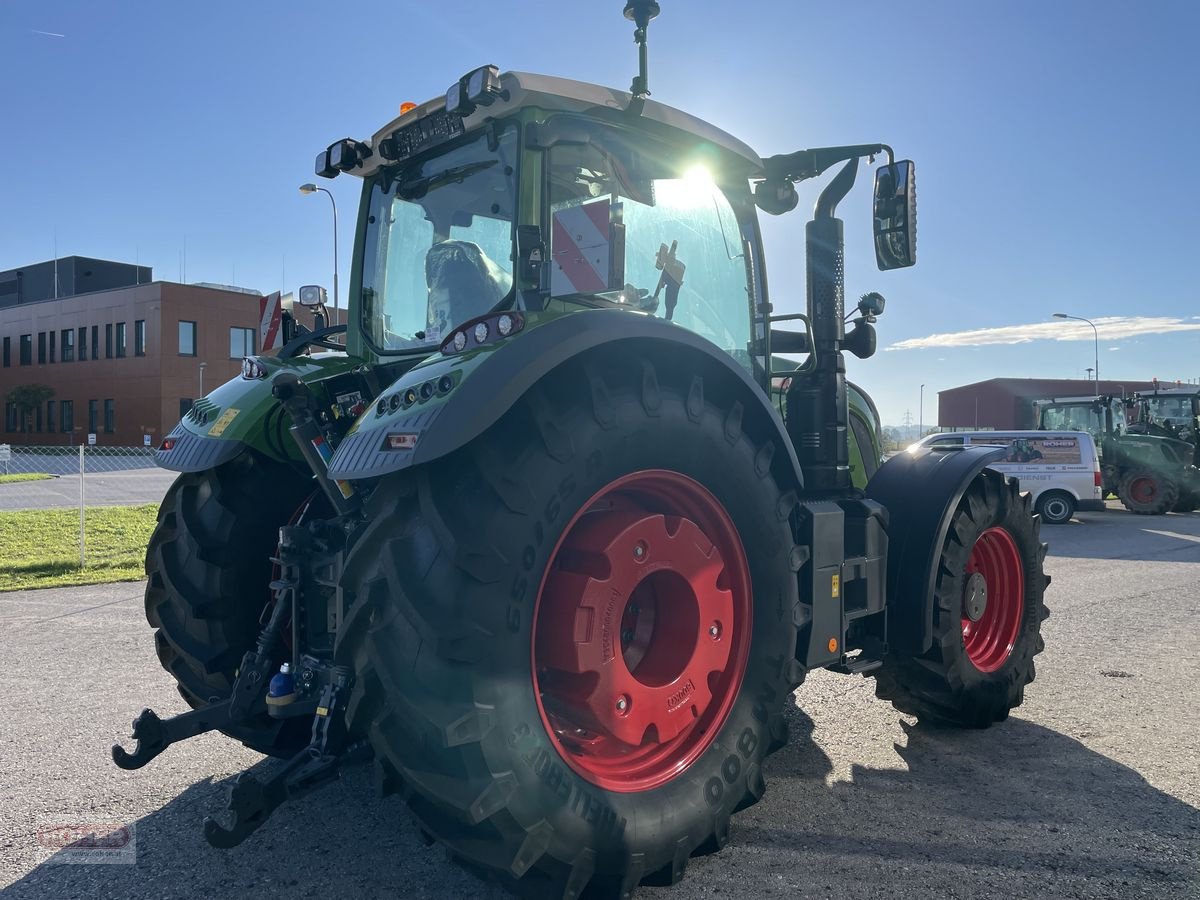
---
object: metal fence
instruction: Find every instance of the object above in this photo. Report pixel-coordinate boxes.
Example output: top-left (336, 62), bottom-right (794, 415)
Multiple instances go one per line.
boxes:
top-left (0, 443), bottom-right (175, 570)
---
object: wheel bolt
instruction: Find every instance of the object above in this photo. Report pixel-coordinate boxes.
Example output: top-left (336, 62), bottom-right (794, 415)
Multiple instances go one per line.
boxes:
top-left (709, 622), bottom-right (722, 639)
top-left (632, 541), bottom-right (647, 560)
top-left (616, 695), bottom-right (630, 713)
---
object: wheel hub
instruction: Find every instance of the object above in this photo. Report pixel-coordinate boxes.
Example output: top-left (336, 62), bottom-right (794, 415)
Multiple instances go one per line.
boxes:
top-left (532, 470), bottom-right (751, 792)
top-left (963, 571), bottom-right (988, 622)
top-left (960, 526), bottom-right (1025, 673)
top-left (537, 509), bottom-right (731, 746)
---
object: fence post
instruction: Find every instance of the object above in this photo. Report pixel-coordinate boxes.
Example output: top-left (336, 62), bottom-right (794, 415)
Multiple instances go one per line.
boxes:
top-left (79, 444), bottom-right (86, 568)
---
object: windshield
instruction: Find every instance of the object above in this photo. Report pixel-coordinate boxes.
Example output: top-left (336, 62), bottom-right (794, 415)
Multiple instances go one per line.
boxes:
top-left (360, 129), bottom-right (517, 352)
top-left (546, 127), bottom-right (754, 368)
top-left (1145, 396), bottom-right (1195, 423)
top-left (1040, 403), bottom-right (1106, 436)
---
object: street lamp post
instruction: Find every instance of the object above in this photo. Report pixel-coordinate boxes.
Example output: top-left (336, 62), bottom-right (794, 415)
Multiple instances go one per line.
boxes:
top-left (1052, 313), bottom-right (1099, 391)
top-left (919, 383), bottom-right (925, 438)
top-left (299, 183), bottom-right (339, 324)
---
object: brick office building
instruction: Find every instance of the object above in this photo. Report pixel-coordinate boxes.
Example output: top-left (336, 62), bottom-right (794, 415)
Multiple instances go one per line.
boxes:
top-left (1, 258), bottom-right (263, 447)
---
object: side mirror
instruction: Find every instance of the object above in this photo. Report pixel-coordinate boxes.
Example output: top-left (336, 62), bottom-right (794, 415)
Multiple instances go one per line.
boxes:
top-left (873, 160), bottom-right (916, 270)
top-left (298, 285), bottom-right (327, 307)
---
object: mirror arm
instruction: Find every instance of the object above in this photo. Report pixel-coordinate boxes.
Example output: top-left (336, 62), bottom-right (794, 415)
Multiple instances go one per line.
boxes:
top-left (762, 143), bottom-right (891, 183)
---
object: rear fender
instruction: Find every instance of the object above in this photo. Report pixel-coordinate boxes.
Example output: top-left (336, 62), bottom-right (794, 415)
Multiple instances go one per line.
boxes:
top-left (327, 308), bottom-right (804, 489)
top-left (866, 444), bottom-right (1006, 655)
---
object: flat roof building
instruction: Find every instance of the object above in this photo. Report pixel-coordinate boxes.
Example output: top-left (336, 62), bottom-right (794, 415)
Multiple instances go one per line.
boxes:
top-left (1, 261), bottom-right (264, 446)
top-left (938, 378), bottom-right (1161, 431)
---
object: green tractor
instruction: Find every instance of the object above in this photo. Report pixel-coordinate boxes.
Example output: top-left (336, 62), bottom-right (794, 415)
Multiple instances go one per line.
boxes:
top-left (1037, 394), bottom-right (1199, 514)
top-left (1131, 386), bottom-right (1200, 512)
top-left (113, 5), bottom-right (1049, 896)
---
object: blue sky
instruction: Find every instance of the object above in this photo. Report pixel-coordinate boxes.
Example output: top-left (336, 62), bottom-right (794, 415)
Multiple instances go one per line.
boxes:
top-left (2, 1), bottom-right (1197, 425)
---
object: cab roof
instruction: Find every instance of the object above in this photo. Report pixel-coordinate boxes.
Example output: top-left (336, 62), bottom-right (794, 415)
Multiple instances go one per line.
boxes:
top-left (356, 70), bottom-right (763, 179)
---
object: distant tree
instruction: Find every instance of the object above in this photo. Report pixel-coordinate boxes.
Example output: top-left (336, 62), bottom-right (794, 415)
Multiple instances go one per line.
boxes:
top-left (6, 384), bottom-right (54, 432)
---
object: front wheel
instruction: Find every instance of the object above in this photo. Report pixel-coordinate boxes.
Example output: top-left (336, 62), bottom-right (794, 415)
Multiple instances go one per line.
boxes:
top-left (144, 453), bottom-right (313, 755)
top-left (1117, 470), bottom-right (1178, 515)
top-left (335, 354), bottom-right (803, 896)
top-left (873, 470), bottom-right (1049, 728)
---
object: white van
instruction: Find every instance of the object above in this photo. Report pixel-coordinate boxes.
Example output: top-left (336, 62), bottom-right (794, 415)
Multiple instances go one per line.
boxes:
top-left (908, 431), bottom-right (1105, 524)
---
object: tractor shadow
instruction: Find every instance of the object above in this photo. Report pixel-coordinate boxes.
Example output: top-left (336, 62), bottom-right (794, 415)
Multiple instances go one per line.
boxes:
top-left (4, 708), bottom-right (1197, 900)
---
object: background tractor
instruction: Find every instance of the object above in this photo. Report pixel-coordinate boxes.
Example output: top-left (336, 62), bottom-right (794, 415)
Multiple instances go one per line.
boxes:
top-left (1037, 394), bottom-right (1199, 514)
top-left (113, 5), bottom-right (1050, 896)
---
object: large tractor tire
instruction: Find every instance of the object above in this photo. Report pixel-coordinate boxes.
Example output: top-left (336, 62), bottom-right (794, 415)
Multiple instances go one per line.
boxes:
top-left (873, 470), bottom-right (1049, 728)
top-left (1117, 470), bottom-right (1178, 515)
top-left (144, 452), bottom-right (313, 755)
top-left (336, 354), bottom-right (803, 897)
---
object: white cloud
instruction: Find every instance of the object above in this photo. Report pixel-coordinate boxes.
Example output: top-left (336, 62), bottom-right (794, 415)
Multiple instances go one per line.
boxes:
top-left (887, 316), bottom-right (1200, 351)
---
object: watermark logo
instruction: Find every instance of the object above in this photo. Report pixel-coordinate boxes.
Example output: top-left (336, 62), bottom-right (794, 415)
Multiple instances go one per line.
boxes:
top-left (36, 823), bottom-right (136, 865)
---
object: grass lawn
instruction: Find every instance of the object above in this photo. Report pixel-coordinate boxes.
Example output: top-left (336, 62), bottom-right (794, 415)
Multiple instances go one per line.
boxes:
top-left (0, 504), bottom-right (158, 591)
top-left (0, 473), bottom-right (53, 484)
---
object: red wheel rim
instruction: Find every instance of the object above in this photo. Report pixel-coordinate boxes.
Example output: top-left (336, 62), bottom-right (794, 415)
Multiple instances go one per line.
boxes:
top-left (961, 526), bottom-right (1024, 673)
top-left (532, 470), bottom-right (752, 792)
top-left (1130, 477), bottom-right (1157, 504)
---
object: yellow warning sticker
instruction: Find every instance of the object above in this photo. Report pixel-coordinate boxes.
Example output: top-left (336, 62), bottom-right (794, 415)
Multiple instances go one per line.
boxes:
top-left (208, 408), bottom-right (240, 437)
top-left (831, 573), bottom-right (840, 598)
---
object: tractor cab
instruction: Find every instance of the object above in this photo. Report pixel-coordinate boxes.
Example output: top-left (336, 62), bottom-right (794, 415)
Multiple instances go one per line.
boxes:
top-left (1133, 387), bottom-right (1200, 455)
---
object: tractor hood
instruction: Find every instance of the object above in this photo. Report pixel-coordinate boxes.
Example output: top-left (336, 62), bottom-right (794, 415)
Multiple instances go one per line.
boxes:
top-left (155, 351), bottom-right (361, 473)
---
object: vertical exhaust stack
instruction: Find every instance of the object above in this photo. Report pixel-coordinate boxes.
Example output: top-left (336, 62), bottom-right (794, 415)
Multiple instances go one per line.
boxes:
top-left (792, 159), bottom-right (859, 492)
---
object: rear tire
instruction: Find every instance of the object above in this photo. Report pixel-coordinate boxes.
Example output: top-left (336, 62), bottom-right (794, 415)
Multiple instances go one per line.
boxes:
top-left (336, 353), bottom-right (804, 897)
top-left (144, 452), bottom-right (312, 756)
top-left (873, 470), bottom-right (1049, 728)
top-left (1035, 490), bottom-right (1075, 525)
top-left (1117, 470), bottom-right (1177, 515)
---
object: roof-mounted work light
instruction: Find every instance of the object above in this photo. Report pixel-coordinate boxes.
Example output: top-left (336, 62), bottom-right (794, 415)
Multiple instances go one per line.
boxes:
top-left (445, 65), bottom-right (503, 117)
top-left (314, 138), bottom-right (371, 179)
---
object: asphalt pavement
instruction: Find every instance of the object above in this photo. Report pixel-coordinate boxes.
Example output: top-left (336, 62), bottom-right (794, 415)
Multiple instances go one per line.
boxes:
top-left (0, 470), bottom-right (178, 511)
top-left (1, 506), bottom-right (1197, 899)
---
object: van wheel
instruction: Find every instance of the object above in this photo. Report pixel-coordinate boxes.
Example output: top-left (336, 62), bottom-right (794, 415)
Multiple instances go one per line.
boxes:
top-left (1035, 491), bottom-right (1075, 525)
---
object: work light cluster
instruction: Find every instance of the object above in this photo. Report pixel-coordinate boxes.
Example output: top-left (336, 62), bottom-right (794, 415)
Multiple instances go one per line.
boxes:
top-left (441, 311), bottom-right (524, 355)
top-left (374, 373), bottom-right (458, 418)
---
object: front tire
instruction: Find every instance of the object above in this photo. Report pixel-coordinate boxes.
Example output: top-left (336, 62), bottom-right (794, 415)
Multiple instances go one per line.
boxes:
top-left (1117, 470), bottom-right (1178, 515)
top-left (336, 354), bottom-right (803, 896)
top-left (873, 470), bottom-right (1049, 728)
top-left (144, 452), bottom-right (312, 755)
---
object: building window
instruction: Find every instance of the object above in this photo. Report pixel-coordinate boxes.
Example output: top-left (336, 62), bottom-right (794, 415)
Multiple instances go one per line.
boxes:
top-left (91, 325), bottom-right (99, 360)
top-left (134, 320), bottom-right (146, 356)
top-left (179, 320), bottom-right (197, 356)
top-left (2, 336), bottom-right (8, 368)
top-left (4, 402), bottom-right (16, 432)
top-left (179, 398), bottom-right (194, 418)
top-left (229, 326), bottom-right (256, 358)
top-left (61, 329), bottom-right (75, 363)
top-left (47, 400), bottom-right (56, 433)
top-left (20, 334), bottom-right (31, 365)
top-left (116, 322), bottom-right (127, 358)
top-left (78, 327), bottom-right (86, 361)
top-left (50, 331), bottom-right (56, 362)
top-left (38, 332), bottom-right (46, 364)
top-left (88, 400), bottom-right (98, 434)
top-left (105, 323), bottom-right (113, 358)
top-left (104, 399), bottom-right (115, 434)
top-left (61, 400), bottom-right (73, 434)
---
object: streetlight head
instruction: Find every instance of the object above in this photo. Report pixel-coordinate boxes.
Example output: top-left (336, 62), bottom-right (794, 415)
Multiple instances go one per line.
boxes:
top-left (1052, 313), bottom-right (1068, 319)
top-left (299, 183), bottom-right (318, 195)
